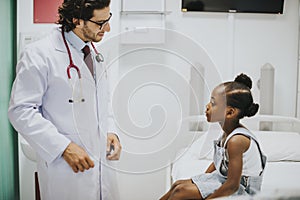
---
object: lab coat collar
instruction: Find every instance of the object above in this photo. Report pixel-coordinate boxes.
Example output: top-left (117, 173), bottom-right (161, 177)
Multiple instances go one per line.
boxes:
top-left (52, 28), bottom-right (67, 53)
top-left (64, 30), bottom-right (89, 52)
top-left (52, 28), bottom-right (91, 54)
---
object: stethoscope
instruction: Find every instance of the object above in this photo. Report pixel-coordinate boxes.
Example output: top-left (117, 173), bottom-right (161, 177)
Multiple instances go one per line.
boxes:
top-left (61, 30), bottom-right (104, 103)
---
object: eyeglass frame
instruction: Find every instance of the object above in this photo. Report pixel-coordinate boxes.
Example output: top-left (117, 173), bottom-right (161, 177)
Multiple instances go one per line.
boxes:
top-left (87, 12), bottom-right (112, 30)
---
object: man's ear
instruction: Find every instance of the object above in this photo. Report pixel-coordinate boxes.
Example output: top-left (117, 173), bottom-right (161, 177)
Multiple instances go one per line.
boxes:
top-left (73, 18), bottom-right (82, 27)
top-left (226, 107), bottom-right (238, 119)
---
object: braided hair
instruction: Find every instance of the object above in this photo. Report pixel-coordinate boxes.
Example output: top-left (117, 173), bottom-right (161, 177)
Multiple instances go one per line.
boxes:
top-left (57, 0), bottom-right (110, 32)
top-left (221, 73), bottom-right (259, 119)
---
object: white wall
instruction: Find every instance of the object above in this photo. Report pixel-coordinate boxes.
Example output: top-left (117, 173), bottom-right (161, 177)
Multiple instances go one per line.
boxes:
top-left (113, 1), bottom-right (299, 199)
top-left (233, 1), bottom-right (299, 116)
top-left (164, 0), bottom-right (299, 116)
top-left (17, 0), bottom-right (299, 200)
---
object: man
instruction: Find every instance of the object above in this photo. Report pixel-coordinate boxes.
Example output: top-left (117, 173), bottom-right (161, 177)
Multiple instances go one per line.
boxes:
top-left (8, 0), bottom-right (121, 199)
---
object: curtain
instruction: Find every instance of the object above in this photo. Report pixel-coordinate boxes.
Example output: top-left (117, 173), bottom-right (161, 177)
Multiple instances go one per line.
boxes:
top-left (0, 0), bottom-right (19, 199)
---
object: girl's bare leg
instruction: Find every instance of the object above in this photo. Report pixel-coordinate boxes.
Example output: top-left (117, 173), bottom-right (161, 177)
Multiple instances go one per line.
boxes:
top-left (160, 180), bottom-right (190, 200)
top-left (159, 179), bottom-right (203, 200)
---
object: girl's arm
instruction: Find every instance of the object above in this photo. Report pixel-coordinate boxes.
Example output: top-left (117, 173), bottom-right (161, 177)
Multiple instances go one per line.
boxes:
top-left (205, 162), bottom-right (216, 173)
top-left (207, 135), bottom-right (250, 199)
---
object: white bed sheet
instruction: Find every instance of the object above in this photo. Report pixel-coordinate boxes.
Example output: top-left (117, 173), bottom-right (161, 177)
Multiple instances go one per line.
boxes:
top-left (171, 146), bottom-right (211, 181)
top-left (261, 161), bottom-right (300, 191)
top-left (170, 127), bottom-right (300, 198)
top-left (171, 158), bottom-right (211, 181)
top-left (171, 157), bottom-right (300, 198)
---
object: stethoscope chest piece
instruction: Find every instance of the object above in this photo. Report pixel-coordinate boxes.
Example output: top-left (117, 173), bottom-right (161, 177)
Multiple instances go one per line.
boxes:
top-left (91, 42), bottom-right (104, 63)
top-left (95, 53), bottom-right (104, 63)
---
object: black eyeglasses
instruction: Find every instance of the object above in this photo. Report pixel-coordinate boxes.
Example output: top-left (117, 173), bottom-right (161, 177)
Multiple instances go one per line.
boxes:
top-left (88, 12), bottom-right (112, 30)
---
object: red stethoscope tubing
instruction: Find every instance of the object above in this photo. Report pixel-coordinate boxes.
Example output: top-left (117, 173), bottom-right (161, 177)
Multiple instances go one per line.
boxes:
top-left (61, 30), bottom-right (100, 79)
top-left (62, 31), bottom-right (82, 79)
top-left (91, 42), bottom-right (98, 54)
top-left (91, 41), bottom-right (104, 62)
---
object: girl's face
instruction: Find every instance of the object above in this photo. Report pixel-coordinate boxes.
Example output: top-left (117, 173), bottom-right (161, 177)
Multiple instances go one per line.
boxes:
top-left (205, 86), bottom-right (227, 122)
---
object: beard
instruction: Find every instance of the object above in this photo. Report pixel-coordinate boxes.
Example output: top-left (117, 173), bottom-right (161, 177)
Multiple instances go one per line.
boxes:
top-left (82, 24), bottom-right (102, 42)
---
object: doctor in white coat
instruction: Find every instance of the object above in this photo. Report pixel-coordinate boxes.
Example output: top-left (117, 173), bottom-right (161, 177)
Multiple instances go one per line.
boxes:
top-left (8, 0), bottom-right (121, 199)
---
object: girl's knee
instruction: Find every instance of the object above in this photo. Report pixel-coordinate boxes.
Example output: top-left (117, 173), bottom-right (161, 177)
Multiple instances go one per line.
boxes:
top-left (171, 184), bottom-right (188, 199)
top-left (171, 180), bottom-right (184, 190)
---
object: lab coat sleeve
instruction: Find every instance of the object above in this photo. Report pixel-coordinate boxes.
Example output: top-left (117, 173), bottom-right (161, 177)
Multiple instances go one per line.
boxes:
top-left (8, 48), bottom-right (71, 164)
top-left (106, 70), bottom-right (119, 137)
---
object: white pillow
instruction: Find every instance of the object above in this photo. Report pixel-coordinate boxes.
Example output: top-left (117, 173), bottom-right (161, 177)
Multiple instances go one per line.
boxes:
top-left (186, 128), bottom-right (221, 160)
top-left (253, 131), bottom-right (300, 162)
top-left (186, 130), bottom-right (300, 162)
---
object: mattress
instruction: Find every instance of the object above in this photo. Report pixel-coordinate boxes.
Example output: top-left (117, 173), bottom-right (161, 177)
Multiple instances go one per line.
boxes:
top-left (170, 126), bottom-right (300, 198)
top-left (171, 156), bottom-right (300, 199)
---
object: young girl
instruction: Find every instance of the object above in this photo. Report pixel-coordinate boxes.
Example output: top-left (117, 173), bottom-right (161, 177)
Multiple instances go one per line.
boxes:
top-left (160, 74), bottom-right (266, 200)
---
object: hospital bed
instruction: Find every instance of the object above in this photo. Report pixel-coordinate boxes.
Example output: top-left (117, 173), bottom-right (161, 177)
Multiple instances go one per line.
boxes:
top-left (165, 114), bottom-right (300, 199)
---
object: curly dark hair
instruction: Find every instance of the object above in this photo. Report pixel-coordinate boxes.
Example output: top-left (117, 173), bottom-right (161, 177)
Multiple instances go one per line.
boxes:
top-left (57, 0), bottom-right (110, 32)
top-left (220, 73), bottom-right (259, 119)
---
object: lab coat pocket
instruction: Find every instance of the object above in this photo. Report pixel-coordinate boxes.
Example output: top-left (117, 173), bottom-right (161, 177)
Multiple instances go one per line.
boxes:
top-left (45, 154), bottom-right (100, 200)
top-left (63, 133), bottom-right (100, 161)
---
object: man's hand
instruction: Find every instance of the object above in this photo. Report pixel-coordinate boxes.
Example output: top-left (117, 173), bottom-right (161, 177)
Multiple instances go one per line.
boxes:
top-left (62, 142), bottom-right (95, 173)
top-left (106, 133), bottom-right (122, 160)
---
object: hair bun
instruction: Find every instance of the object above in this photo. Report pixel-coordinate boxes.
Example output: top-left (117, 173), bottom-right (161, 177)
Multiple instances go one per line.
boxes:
top-left (245, 103), bottom-right (259, 117)
top-left (234, 73), bottom-right (252, 89)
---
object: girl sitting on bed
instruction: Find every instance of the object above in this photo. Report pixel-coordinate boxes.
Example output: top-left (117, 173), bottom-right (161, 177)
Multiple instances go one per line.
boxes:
top-left (160, 73), bottom-right (267, 200)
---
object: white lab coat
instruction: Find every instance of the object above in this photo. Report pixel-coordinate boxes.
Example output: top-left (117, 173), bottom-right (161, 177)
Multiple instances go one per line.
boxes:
top-left (8, 28), bottom-right (119, 200)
